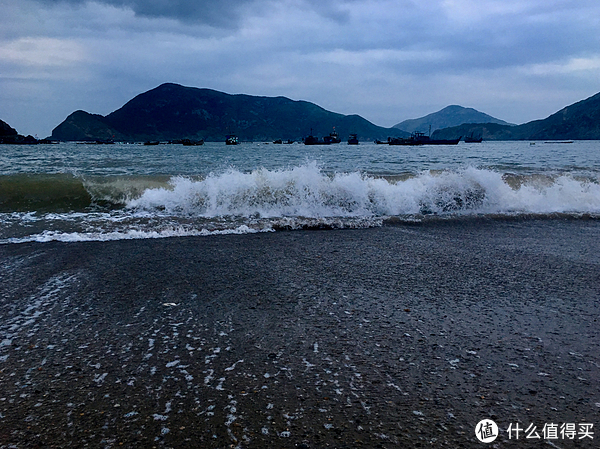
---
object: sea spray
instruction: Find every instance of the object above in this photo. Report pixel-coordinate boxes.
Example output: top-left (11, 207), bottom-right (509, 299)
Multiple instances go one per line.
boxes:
top-left (2, 162), bottom-right (600, 243)
top-left (127, 163), bottom-right (600, 218)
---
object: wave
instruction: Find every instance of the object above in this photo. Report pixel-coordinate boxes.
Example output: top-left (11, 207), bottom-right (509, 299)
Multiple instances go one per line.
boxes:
top-left (0, 173), bottom-right (92, 212)
top-left (2, 163), bottom-right (600, 218)
top-left (2, 163), bottom-right (600, 243)
top-left (0, 173), bottom-right (171, 212)
top-left (5, 225), bottom-right (267, 244)
top-left (127, 162), bottom-right (600, 218)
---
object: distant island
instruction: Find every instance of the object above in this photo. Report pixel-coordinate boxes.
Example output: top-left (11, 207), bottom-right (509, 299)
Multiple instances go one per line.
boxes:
top-left (0, 119), bottom-right (44, 144)
top-left (50, 83), bottom-right (409, 143)
top-left (3, 84), bottom-right (600, 143)
top-left (393, 105), bottom-right (513, 134)
top-left (431, 91), bottom-right (600, 141)
top-left (50, 84), bottom-right (600, 142)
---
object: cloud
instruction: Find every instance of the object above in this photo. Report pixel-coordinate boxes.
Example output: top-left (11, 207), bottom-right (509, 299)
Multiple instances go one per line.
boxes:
top-left (0, 37), bottom-right (88, 67)
top-left (522, 56), bottom-right (600, 76)
top-left (29, 0), bottom-right (245, 26)
top-left (28, 0), bottom-right (361, 27)
top-left (2, 0), bottom-right (600, 136)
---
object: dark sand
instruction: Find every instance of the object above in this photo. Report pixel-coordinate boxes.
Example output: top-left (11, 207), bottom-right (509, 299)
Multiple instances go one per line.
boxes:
top-left (1, 219), bottom-right (599, 448)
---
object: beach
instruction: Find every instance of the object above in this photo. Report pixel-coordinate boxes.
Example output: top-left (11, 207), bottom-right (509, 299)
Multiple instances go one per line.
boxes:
top-left (1, 219), bottom-right (599, 448)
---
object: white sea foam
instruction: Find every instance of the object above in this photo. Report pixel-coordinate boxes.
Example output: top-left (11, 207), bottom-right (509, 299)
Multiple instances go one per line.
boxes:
top-left (3, 225), bottom-right (265, 244)
top-left (128, 163), bottom-right (600, 218)
top-left (2, 163), bottom-right (599, 243)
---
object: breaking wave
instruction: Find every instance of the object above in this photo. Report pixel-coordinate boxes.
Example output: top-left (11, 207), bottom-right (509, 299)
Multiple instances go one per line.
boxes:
top-left (127, 162), bottom-right (600, 218)
top-left (0, 173), bottom-right (171, 212)
top-left (2, 162), bottom-right (600, 243)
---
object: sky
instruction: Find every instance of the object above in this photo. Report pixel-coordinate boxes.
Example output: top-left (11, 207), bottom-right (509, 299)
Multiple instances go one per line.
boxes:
top-left (1, 0), bottom-right (600, 137)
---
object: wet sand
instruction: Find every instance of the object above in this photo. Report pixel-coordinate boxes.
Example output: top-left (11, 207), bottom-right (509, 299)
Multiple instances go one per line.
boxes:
top-left (1, 219), bottom-right (599, 448)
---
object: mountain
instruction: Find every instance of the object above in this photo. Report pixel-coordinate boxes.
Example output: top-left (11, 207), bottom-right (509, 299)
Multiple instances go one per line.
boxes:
top-left (515, 91), bottom-right (600, 140)
top-left (431, 91), bottom-right (600, 141)
top-left (0, 118), bottom-right (39, 144)
top-left (393, 105), bottom-right (513, 134)
top-left (52, 110), bottom-right (125, 142)
top-left (51, 83), bottom-right (409, 142)
top-left (0, 119), bottom-right (18, 138)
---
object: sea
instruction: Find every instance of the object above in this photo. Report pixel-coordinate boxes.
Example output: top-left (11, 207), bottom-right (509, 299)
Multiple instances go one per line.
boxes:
top-left (1, 140), bottom-right (599, 244)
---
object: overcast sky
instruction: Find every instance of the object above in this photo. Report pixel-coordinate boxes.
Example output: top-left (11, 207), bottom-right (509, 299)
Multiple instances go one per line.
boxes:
top-left (1, 0), bottom-right (599, 136)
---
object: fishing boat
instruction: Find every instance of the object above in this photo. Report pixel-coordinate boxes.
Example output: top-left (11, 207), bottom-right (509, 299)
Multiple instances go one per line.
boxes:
top-left (225, 135), bottom-right (239, 145)
top-left (304, 128), bottom-right (341, 145)
top-left (322, 129), bottom-right (341, 144)
top-left (464, 132), bottom-right (483, 143)
top-left (182, 139), bottom-right (204, 146)
top-left (303, 133), bottom-right (320, 145)
top-left (389, 132), bottom-right (461, 146)
top-left (347, 133), bottom-right (359, 145)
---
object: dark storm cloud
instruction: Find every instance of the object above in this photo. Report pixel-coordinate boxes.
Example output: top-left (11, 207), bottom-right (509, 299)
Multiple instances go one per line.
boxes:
top-left (34, 0), bottom-right (253, 26)
top-left (4, 0), bottom-right (600, 136)
top-left (32, 0), bottom-right (356, 26)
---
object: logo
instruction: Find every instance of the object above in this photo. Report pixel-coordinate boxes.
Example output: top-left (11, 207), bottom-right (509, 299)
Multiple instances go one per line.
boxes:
top-left (476, 419), bottom-right (498, 443)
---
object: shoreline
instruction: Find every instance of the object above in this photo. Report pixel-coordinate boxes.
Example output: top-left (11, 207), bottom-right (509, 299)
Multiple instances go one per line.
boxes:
top-left (1, 220), bottom-right (599, 448)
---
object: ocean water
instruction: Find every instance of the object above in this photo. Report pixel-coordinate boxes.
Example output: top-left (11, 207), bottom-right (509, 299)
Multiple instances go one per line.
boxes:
top-left (1, 140), bottom-right (599, 243)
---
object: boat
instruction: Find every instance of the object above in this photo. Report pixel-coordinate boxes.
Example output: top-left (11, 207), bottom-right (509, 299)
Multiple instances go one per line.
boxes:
top-left (38, 139), bottom-right (60, 144)
top-left (464, 132), bottom-right (483, 143)
top-left (304, 128), bottom-right (342, 145)
top-left (387, 137), bottom-right (410, 145)
top-left (143, 141), bottom-right (160, 146)
top-left (273, 139), bottom-right (283, 144)
top-left (225, 135), bottom-right (239, 145)
top-left (388, 132), bottom-right (461, 146)
top-left (322, 129), bottom-right (341, 144)
top-left (347, 133), bottom-right (359, 145)
top-left (182, 139), bottom-right (204, 146)
top-left (303, 133), bottom-right (320, 145)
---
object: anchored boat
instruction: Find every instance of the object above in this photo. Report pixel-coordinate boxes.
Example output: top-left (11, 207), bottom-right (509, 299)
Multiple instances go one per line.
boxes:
top-left (388, 132), bottom-right (461, 146)
top-left (304, 128), bottom-right (342, 145)
top-left (464, 132), bottom-right (483, 143)
top-left (347, 133), bottom-right (359, 145)
top-left (225, 135), bottom-right (239, 145)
